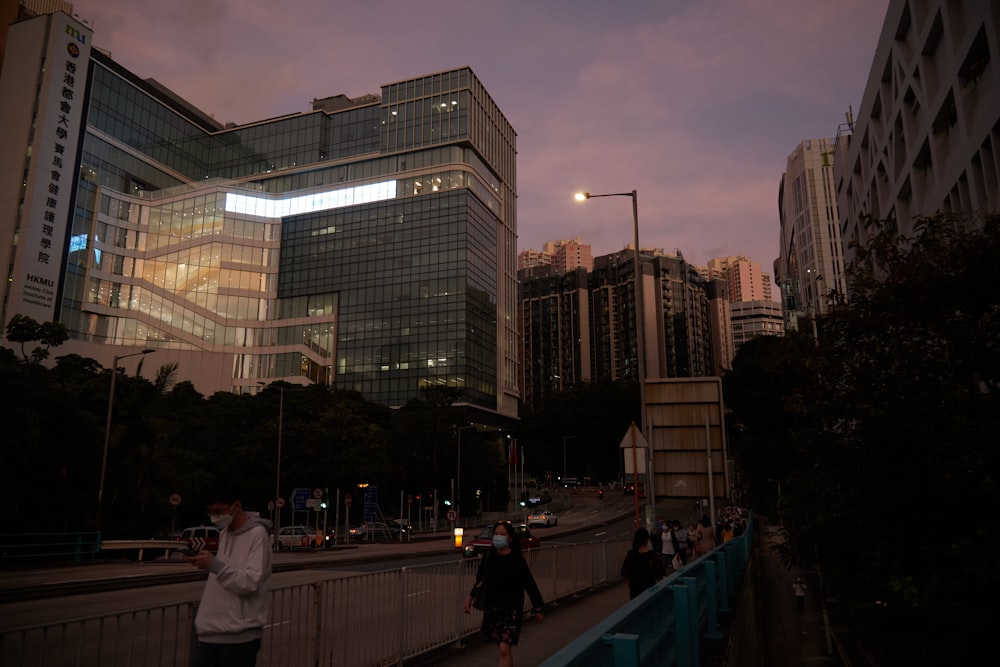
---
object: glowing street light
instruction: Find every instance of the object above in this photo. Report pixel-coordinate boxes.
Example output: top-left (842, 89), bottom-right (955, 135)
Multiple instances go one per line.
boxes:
top-left (576, 189), bottom-right (648, 526)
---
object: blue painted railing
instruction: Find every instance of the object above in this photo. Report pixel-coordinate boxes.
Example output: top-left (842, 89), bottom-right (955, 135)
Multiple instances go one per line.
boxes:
top-left (541, 516), bottom-right (754, 667)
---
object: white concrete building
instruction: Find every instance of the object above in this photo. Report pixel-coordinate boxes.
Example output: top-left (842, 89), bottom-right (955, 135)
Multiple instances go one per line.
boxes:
top-left (777, 139), bottom-right (847, 333)
top-left (834, 0), bottom-right (1000, 269)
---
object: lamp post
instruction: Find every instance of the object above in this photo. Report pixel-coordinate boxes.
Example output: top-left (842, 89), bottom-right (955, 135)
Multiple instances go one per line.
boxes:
top-left (259, 382), bottom-right (286, 549)
top-left (576, 190), bottom-right (648, 525)
top-left (456, 425), bottom-right (475, 518)
top-left (98, 348), bottom-right (155, 530)
top-left (806, 269), bottom-right (824, 342)
top-left (562, 435), bottom-right (577, 482)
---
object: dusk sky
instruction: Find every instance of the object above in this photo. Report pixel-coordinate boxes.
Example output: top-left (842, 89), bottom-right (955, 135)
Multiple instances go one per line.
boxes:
top-left (75, 0), bottom-right (890, 272)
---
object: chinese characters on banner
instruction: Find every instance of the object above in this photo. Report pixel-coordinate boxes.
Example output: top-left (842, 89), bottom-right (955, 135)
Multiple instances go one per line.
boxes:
top-left (7, 16), bottom-right (92, 322)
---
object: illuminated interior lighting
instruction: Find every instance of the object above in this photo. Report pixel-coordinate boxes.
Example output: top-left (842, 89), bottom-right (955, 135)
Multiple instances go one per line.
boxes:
top-left (224, 181), bottom-right (397, 219)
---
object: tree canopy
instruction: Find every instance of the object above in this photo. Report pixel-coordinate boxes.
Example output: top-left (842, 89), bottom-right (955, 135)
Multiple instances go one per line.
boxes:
top-left (723, 214), bottom-right (1000, 663)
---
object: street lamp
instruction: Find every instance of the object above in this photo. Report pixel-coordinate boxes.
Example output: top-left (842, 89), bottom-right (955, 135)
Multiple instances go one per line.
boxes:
top-left (562, 435), bottom-right (578, 482)
top-left (258, 381), bottom-right (286, 549)
top-left (576, 190), bottom-right (648, 526)
top-left (456, 425), bottom-right (475, 518)
top-left (98, 348), bottom-right (155, 530)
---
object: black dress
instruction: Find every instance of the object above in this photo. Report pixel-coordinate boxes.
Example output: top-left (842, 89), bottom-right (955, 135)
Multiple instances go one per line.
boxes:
top-left (470, 550), bottom-right (544, 645)
top-left (621, 549), bottom-right (664, 599)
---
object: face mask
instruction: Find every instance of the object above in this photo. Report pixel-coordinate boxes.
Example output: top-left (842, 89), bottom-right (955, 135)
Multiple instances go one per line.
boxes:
top-left (492, 534), bottom-right (509, 549)
top-left (209, 506), bottom-right (235, 529)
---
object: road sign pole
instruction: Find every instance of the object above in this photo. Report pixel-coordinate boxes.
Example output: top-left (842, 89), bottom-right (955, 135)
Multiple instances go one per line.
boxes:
top-left (334, 488), bottom-right (340, 545)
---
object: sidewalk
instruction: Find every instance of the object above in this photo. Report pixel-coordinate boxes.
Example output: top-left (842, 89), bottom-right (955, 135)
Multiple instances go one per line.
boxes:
top-left (416, 580), bottom-right (630, 667)
top-left (756, 520), bottom-right (840, 667)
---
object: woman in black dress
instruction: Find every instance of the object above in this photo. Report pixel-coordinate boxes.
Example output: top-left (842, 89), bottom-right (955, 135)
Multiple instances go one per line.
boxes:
top-left (463, 521), bottom-right (544, 666)
top-left (620, 526), bottom-right (665, 599)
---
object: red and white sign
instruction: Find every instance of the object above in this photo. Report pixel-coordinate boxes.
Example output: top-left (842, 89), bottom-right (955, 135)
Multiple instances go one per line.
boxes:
top-left (446, 509), bottom-right (457, 521)
top-left (276, 497), bottom-right (285, 508)
top-left (169, 493), bottom-right (182, 506)
top-left (313, 488), bottom-right (323, 499)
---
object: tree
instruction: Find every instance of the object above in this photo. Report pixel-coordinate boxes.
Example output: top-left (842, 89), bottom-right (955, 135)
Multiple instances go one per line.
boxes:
top-left (725, 214), bottom-right (1000, 663)
top-left (3, 314), bottom-right (69, 363)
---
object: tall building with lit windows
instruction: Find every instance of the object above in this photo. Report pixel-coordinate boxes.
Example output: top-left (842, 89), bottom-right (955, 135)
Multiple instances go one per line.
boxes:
top-left (0, 11), bottom-right (519, 421)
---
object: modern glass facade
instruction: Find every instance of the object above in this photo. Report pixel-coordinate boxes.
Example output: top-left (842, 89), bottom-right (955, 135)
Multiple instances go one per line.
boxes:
top-left (1, 13), bottom-right (517, 418)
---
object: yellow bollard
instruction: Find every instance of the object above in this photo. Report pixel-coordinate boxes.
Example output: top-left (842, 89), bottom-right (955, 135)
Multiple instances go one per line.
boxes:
top-left (453, 527), bottom-right (464, 549)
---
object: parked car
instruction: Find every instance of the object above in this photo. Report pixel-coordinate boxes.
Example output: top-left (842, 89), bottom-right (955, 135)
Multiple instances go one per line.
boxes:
top-left (527, 510), bottom-right (558, 527)
top-left (349, 521), bottom-right (408, 541)
top-left (462, 524), bottom-right (540, 558)
top-left (274, 525), bottom-right (315, 550)
top-left (176, 525), bottom-right (220, 553)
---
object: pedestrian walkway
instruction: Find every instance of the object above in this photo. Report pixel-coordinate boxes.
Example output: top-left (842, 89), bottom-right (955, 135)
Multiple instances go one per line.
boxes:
top-left (416, 580), bottom-right (630, 666)
top-left (756, 521), bottom-right (840, 666)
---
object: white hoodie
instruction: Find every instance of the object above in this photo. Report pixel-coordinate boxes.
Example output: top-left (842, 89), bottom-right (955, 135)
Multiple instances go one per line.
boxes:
top-left (194, 515), bottom-right (273, 644)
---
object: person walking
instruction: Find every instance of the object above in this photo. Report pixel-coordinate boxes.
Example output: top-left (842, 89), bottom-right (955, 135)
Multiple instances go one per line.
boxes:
top-left (183, 483), bottom-right (273, 667)
top-left (672, 520), bottom-right (689, 565)
top-left (793, 575), bottom-right (808, 613)
top-left (695, 515), bottom-right (716, 557)
top-left (660, 519), bottom-right (678, 571)
top-left (620, 527), bottom-right (665, 600)
top-left (464, 521), bottom-right (544, 667)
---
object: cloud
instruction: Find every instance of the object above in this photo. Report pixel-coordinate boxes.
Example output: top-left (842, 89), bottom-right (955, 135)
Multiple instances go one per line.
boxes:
top-left (75, 0), bottom-right (890, 270)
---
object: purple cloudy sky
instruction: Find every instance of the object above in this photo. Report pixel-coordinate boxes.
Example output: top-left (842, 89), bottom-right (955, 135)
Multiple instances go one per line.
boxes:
top-left (75, 0), bottom-right (890, 271)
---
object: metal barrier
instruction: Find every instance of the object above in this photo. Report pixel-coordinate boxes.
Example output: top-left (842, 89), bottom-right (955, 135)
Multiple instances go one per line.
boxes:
top-left (0, 532), bottom-right (101, 564)
top-left (0, 538), bottom-right (630, 667)
top-left (539, 516), bottom-right (755, 667)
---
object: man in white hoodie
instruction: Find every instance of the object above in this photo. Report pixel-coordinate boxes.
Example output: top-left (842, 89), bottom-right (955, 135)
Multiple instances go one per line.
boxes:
top-left (183, 485), bottom-right (273, 666)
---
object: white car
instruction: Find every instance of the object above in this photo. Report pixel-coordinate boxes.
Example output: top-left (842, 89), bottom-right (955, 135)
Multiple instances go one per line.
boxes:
top-left (527, 510), bottom-right (558, 527)
top-left (274, 525), bottom-right (315, 550)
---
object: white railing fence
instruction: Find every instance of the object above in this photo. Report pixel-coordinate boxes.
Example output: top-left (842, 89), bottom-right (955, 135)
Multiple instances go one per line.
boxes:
top-left (1, 539), bottom-right (629, 667)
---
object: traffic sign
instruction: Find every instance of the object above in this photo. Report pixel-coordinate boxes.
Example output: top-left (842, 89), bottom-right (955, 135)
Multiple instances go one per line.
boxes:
top-left (407, 495), bottom-right (413, 506)
top-left (169, 493), bottom-right (182, 506)
top-left (276, 497), bottom-right (285, 508)
top-left (344, 493), bottom-right (352, 507)
top-left (446, 509), bottom-right (457, 521)
top-left (291, 488), bottom-right (312, 511)
top-left (313, 488), bottom-right (323, 499)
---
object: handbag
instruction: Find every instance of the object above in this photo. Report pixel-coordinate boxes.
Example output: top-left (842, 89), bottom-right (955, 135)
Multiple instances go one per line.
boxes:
top-left (671, 553), bottom-right (682, 570)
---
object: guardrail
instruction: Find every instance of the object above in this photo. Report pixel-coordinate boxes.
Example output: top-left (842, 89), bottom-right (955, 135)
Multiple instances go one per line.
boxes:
top-left (0, 532), bottom-right (101, 564)
top-left (99, 539), bottom-right (190, 562)
top-left (0, 538), bottom-right (630, 666)
top-left (540, 516), bottom-right (755, 667)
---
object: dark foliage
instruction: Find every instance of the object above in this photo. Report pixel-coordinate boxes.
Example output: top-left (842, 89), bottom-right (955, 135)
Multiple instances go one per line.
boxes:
top-left (723, 214), bottom-right (1000, 664)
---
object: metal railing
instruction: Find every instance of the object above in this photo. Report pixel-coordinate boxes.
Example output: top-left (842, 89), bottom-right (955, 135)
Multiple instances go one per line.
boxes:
top-left (0, 538), bottom-right (630, 667)
top-left (540, 516), bottom-right (755, 667)
top-left (0, 532), bottom-right (101, 564)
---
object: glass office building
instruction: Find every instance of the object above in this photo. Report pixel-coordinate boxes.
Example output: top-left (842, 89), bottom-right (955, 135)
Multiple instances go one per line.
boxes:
top-left (0, 12), bottom-right (520, 419)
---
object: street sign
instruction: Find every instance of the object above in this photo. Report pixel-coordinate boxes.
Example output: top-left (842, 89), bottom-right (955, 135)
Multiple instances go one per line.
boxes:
top-left (446, 509), bottom-right (457, 521)
top-left (313, 488), bottom-right (323, 499)
top-left (407, 495), bottom-right (413, 506)
top-left (344, 493), bottom-right (352, 507)
top-left (306, 499), bottom-right (321, 508)
top-left (276, 497), bottom-right (285, 508)
top-left (169, 493), bottom-right (182, 506)
top-left (291, 487), bottom-right (312, 511)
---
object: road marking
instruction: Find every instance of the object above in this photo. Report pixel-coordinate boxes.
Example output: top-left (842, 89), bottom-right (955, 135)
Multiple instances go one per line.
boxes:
top-left (594, 531), bottom-right (607, 537)
top-left (265, 620), bottom-right (292, 629)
